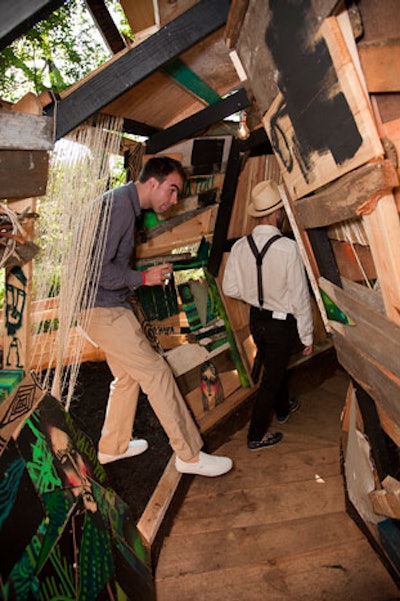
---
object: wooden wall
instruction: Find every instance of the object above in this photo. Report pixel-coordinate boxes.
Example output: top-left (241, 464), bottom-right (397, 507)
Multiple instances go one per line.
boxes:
top-left (229, 0), bottom-right (400, 579)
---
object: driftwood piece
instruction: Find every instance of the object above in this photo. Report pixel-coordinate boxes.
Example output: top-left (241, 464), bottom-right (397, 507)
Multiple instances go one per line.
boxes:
top-left (295, 160), bottom-right (399, 229)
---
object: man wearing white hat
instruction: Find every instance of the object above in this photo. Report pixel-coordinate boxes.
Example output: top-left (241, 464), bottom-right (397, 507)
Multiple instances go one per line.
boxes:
top-left (222, 180), bottom-right (314, 450)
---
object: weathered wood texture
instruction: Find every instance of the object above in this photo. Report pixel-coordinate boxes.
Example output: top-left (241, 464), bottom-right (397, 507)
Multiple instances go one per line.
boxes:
top-left (0, 150), bottom-right (49, 199)
top-left (234, 0), bottom-right (339, 115)
top-left (330, 240), bottom-right (376, 282)
top-left (358, 38), bottom-right (400, 93)
top-left (262, 16), bottom-right (383, 200)
top-left (155, 368), bottom-right (400, 599)
top-left (0, 109), bottom-right (53, 150)
top-left (295, 160), bottom-right (398, 229)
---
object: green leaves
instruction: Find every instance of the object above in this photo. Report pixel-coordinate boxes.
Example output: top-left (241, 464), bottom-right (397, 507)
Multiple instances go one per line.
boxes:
top-left (0, 0), bottom-right (111, 102)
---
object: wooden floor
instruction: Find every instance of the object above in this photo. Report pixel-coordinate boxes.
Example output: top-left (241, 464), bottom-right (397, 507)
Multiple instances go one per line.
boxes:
top-left (155, 366), bottom-right (400, 600)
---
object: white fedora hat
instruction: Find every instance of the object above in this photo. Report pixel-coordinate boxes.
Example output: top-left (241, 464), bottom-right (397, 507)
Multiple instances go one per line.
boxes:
top-left (247, 180), bottom-right (284, 217)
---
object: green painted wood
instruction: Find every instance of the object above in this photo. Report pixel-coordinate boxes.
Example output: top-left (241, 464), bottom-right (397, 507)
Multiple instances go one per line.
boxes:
top-left (162, 59), bottom-right (221, 105)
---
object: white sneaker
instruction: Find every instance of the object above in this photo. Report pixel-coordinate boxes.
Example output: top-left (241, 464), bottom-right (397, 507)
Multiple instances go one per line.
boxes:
top-left (98, 439), bottom-right (148, 464)
top-left (175, 451), bottom-right (233, 477)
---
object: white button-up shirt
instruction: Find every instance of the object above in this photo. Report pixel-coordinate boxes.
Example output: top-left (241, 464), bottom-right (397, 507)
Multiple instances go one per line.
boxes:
top-left (222, 224), bottom-right (313, 346)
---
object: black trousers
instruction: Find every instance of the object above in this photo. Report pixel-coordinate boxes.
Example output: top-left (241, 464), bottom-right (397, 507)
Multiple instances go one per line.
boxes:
top-left (247, 306), bottom-right (298, 442)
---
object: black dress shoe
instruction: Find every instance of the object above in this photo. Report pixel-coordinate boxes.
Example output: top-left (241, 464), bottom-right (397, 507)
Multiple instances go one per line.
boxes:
top-left (248, 432), bottom-right (283, 450)
top-left (277, 397), bottom-right (300, 424)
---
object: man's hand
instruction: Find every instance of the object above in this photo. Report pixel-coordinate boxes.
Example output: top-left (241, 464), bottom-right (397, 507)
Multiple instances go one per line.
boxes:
top-left (142, 263), bottom-right (173, 287)
top-left (302, 344), bottom-right (313, 356)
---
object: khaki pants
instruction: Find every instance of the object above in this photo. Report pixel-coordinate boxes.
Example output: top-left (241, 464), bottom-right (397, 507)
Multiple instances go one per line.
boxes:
top-left (84, 306), bottom-right (203, 461)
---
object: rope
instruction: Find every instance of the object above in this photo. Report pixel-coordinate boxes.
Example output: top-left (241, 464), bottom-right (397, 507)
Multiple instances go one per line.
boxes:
top-left (29, 114), bottom-right (124, 409)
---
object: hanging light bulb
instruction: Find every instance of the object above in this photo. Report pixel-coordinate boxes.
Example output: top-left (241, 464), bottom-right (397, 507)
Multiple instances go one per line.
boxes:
top-left (237, 110), bottom-right (250, 140)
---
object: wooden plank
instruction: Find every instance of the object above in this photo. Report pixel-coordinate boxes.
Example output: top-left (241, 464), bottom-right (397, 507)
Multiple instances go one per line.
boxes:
top-left (187, 445), bottom-right (341, 497)
top-left (86, 0), bottom-right (126, 54)
top-left (0, 110), bottom-right (54, 151)
top-left (156, 511), bottom-right (366, 577)
top-left (319, 276), bottom-right (400, 379)
top-left (279, 184), bottom-right (331, 332)
top-left (47, 0), bottom-right (231, 139)
top-left (358, 38), bottom-right (400, 93)
top-left (332, 330), bottom-right (400, 447)
top-left (169, 475), bottom-right (346, 535)
top-left (224, 0), bottom-right (249, 49)
top-left (136, 205), bottom-right (217, 259)
top-left (330, 239), bottom-right (376, 282)
top-left (0, 150), bottom-right (49, 199)
top-left (156, 540), bottom-right (399, 601)
top-left (295, 160), bottom-right (398, 229)
top-left (342, 277), bottom-right (385, 314)
top-left (363, 195), bottom-right (400, 323)
top-left (263, 16), bottom-right (383, 200)
top-left (120, 0), bottom-right (155, 34)
top-left (137, 455), bottom-right (181, 545)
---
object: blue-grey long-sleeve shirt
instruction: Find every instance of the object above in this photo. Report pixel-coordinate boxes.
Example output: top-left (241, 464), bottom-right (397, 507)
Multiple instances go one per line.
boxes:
top-left (93, 181), bottom-right (143, 308)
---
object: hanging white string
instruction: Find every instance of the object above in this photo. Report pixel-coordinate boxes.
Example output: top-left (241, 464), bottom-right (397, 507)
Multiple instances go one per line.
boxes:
top-left (29, 114), bottom-right (124, 408)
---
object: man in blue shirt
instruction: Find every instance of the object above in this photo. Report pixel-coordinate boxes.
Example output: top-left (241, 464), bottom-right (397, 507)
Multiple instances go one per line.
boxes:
top-left (84, 156), bottom-right (232, 477)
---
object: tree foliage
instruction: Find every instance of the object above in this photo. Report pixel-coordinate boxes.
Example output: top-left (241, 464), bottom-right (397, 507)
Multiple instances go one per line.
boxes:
top-left (0, 0), bottom-right (129, 102)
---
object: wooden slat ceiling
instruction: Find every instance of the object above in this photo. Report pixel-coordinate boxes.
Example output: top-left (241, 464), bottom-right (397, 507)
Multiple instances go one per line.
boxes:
top-left (100, 0), bottom-right (243, 130)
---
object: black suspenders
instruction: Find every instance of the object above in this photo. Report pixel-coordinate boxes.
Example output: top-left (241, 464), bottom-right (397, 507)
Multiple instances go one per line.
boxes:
top-left (247, 234), bottom-right (281, 307)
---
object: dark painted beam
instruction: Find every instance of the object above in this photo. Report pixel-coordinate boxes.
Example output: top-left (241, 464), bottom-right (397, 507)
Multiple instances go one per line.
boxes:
top-left (307, 227), bottom-right (342, 287)
top-left (145, 87), bottom-right (251, 155)
top-left (0, 0), bottom-right (65, 50)
top-left (85, 0), bottom-right (126, 54)
top-left (122, 118), bottom-right (160, 138)
top-left (207, 138), bottom-right (243, 277)
top-left (45, 0), bottom-right (230, 140)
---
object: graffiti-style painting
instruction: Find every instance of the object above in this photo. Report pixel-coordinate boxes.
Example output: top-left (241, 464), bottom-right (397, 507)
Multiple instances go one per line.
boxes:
top-left (0, 390), bottom-right (155, 600)
top-left (5, 267), bottom-right (27, 369)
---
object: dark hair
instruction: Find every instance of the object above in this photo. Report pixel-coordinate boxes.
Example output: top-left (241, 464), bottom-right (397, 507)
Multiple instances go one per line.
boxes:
top-left (138, 156), bottom-right (187, 184)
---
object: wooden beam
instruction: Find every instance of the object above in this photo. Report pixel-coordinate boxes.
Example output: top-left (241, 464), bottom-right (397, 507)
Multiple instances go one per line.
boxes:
top-left (85, 0), bottom-right (126, 54)
top-left (145, 87), bottom-right (251, 155)
top-left (46, 0), bottom-right (230, 139)
top-left (0, 110), bottom-right (54, 151)
top-left (295, 160), bottom-right (399, 229)
top-left (0, 0), bottom-right (64, 51)
top-left (122, 117), bottom-right (160, 138)
top-left (207, 138), bottom-right (242, 277)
